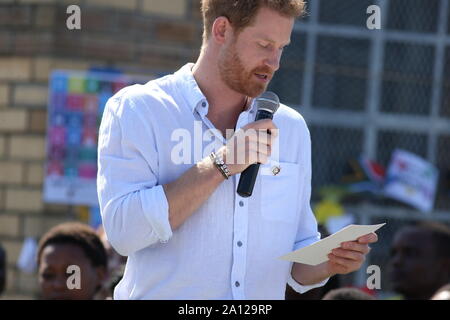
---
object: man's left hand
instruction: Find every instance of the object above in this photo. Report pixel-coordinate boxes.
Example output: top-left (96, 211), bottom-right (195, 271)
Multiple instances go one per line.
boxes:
top-left (326, 233), bottom-right (378, 275)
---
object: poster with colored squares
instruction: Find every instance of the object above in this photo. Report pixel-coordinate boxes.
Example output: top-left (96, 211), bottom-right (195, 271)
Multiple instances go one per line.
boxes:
top-left (43, 70), bottom-right (149, 206)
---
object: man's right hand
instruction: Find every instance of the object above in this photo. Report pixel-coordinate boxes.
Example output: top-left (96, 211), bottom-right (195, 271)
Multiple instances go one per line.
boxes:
top-left (164, 119), bottom-right (278, 230)
top-left (218, 119), bottom-right (278, 176)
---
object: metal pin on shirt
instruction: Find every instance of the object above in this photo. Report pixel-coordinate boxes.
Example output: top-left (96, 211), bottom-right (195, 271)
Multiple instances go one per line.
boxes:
top-left (272, 166), bottom-right (281, 176)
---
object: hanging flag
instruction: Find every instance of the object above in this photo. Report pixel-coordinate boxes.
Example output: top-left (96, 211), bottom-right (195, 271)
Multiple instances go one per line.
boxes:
top-left (383, 149), bottom-right (439, 213)
top-left (360, 157), bottom-right (386, 184)
top-left (342, 157), bottom-right (386, 195)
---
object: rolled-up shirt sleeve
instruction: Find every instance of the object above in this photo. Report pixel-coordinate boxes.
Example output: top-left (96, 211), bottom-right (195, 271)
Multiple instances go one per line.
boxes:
top-left (97, 93), bottom-right (172, 257)
top-left (287, 119), bottom-right (329, 294)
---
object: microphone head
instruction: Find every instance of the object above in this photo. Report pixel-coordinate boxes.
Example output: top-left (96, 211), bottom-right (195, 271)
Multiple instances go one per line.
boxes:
top-left (256, 91), bottom-right (280, 114)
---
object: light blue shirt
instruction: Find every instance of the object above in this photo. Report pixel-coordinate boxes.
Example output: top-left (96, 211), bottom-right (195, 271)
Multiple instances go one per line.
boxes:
top-left (97, 63), bottom-right (327, 300)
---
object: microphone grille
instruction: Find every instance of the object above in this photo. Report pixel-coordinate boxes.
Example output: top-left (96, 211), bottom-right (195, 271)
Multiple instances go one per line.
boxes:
top-left (256, 91), bottom-right (280, 114)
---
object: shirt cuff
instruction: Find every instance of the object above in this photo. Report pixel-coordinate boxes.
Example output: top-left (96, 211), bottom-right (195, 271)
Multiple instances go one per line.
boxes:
top-left (286, 265), bottom-right (329, 294)
top-left (141, 184), bottom-right (173, 243)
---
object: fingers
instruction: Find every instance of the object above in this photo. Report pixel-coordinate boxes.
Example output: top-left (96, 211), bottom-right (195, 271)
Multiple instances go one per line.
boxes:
top-left (248, 141), bottom-right (271, 164)
top-left (331, 248), bottom-right (365, 262)
top-left (328, 247), bottom-right (367, 275)
top-left (224, 120), bottom-right (278, 175)
top-left (337, 233), bottom-right (378, 253)
top-left (245, 119), bottom-right (279, 138)
top-left (340, 241), bottom-right (371, 255)
top-left (358, 232), bottom-right (378, 244)
top-left (327, 234), bottom-right (378, 275)
top-left (232, 124), bottom-right (275, 164)
top-left (235, 127), bottom-right (275, 147)
top-left (327, 253), bottom-right (362, 272)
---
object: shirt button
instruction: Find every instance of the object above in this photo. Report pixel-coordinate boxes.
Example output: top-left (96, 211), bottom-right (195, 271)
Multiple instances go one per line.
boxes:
top-left (239, 201), bottom-right (244, 207)
top-left (235, 281), bottom-right (240, 287)
top-left (202, 102), bottom-right (207, 108)
top-left (237, 241), bottom-right (243, 247)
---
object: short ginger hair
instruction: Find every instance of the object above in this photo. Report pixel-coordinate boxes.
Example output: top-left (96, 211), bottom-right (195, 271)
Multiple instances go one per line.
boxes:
top-left (201, 0), bottom-right (306, 42)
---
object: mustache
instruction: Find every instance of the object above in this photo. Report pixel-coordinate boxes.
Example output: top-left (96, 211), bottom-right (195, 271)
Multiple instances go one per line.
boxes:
top-left (252, 66), bottom-right (274, 77)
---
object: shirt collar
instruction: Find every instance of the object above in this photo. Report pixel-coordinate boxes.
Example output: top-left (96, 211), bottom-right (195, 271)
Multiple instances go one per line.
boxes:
top-left (174, 63), bottom-right (207, 114)
top-left (174, 63), bottom-right (258, 116)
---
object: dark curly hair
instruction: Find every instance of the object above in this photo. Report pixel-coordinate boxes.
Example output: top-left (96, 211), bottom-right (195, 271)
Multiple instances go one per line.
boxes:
top-left (37, 222), bottom-right (107, 269)
top-left (322, 288), bottom-right (376, 300)
top-left (412, 221), bottom-right (450, 260)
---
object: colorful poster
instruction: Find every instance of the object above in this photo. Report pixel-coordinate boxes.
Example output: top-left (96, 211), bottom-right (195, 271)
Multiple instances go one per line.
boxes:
top-left (43, 70), bottom-right (149, 206)
top-left (383, 149), bottom-right (439, 213)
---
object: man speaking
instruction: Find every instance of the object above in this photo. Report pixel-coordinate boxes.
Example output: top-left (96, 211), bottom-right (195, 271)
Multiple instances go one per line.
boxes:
top-left (97, 0), bottom-right (378, 299)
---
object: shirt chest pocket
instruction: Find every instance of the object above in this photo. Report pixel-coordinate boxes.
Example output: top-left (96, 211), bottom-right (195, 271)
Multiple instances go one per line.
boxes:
top-left (260, 161), bottom-right (302, 223)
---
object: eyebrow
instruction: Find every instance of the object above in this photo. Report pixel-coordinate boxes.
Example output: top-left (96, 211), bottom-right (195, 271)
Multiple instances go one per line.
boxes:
top-left (258, 37), bottom-right (291, 47)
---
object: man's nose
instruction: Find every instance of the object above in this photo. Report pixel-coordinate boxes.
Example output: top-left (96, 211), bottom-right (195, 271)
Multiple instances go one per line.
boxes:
top-left (265, 50), bottom-right (281, 72)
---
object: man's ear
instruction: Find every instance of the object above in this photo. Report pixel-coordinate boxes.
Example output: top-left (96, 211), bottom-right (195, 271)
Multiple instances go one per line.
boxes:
top-left (211, 16), bottom-right (232, 45)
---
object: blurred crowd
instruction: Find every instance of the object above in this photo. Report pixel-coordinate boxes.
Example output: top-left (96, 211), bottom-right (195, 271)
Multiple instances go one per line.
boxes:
top-left (286, 221), bottom-right (450, 300)
top-left (0, 220), bottom-right (449, 300)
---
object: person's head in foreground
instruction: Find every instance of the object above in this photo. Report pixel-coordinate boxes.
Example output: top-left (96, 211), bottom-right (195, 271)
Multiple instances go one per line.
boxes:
top-left (388, 222), bottom-right (450, 300)
top-left (38, 223), bottom-right (107, 300)
top-left (431, 284), bottom-right (450, 300)
top-left (322, 287), bottom-right (376, 300)
top-left (198, 0), bottom-right (305, 99)
top-left (0, 243), bottom-right (6, 296)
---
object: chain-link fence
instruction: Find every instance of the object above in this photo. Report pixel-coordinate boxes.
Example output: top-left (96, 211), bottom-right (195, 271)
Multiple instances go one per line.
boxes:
top-left (269, 0), bottom-right (450, 294)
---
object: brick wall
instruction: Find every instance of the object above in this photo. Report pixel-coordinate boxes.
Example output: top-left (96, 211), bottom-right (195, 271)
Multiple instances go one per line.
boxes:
top-left (0, 0), bottom-right (202, 299)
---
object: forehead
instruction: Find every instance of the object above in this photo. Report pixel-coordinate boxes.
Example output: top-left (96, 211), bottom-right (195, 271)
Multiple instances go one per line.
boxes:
top-left (40, 243), bottom-right (90, 267)
top-left (239, 7), bottom-right (294, 43)
top-left (392, 228), bottom-right (434, 249)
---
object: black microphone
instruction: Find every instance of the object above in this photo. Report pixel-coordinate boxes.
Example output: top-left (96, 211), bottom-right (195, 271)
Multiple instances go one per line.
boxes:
top-left (237, 91), bottom-right (280, 198)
